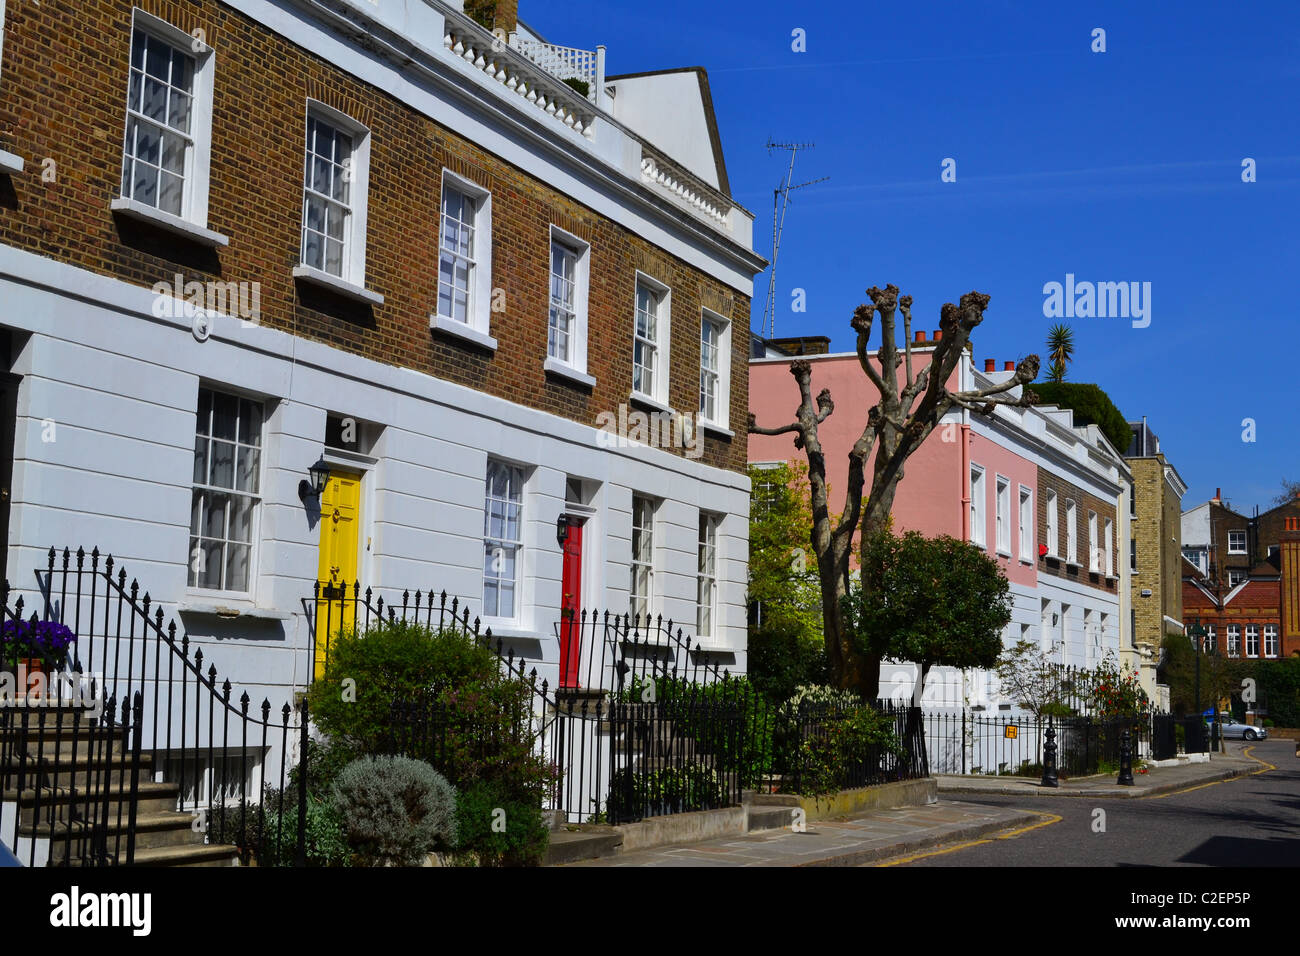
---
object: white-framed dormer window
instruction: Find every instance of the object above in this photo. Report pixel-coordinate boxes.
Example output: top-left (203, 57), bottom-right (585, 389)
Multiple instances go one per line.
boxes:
top-left (1104, 518), bottom-right (1113, 576)
top-left (630, 494), bottom-right (656, 621)
top-left (114, 12), bottom-right (218, 239)
top-left (1227, 530), bottom-right (1247, 554)
top-left (1066, 500), bottom-right (1078, 564)
top-left (1225, 625), bottom-right (1239, 657)
top-left (1018, 486), bottom-right (1033, 562)
top-left (1245, 624), bottom-right (1259, 658)
top-left (294, 103), bottom-right (375, 298)
top-left (699, 311), bottom-right (731, 429)
top-left (633, 274), bottom-right (671, 404)
top-left (697, 512), bottom-right (720, 639)
top-left (1088, 510), bottom-right (1099, 571)
top-left (482, 459), bottom-right (525, 621)
top-left (1263, 624), bottom-right (1278, 658)
top-left (995, 476), bottom-right (1010, 555)
top-left (431, 170), bottom-right (493, 347)
top-left (545, 226), bottom-right (590, 375)
top-left (969, 465), bottom-right (986, 548)
top-left (189, 386), bottom-right (263, 595)
top-left (1046, 491), bottom-right (1058, 557)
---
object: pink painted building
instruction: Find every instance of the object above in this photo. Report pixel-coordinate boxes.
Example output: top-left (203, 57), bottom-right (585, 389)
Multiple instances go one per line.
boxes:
top-left (750, 335), bottom-right (1133, 723)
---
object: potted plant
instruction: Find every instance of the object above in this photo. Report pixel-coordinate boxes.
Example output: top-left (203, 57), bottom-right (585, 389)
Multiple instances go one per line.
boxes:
top-left (1, 619), bottom-right (76, 699)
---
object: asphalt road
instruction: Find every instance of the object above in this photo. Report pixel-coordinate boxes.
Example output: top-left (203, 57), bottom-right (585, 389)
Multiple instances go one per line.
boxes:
top-left (885, 741), bottom-right (1299, 866)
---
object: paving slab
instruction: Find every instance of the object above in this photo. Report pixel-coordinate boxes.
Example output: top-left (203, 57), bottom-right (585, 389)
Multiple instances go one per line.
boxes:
top-left (559, 800), bottom-right (1041, 867)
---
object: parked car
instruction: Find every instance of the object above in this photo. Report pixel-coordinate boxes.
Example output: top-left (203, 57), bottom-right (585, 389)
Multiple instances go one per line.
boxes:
top-left (1211, 717), bottom-right (1268, 741)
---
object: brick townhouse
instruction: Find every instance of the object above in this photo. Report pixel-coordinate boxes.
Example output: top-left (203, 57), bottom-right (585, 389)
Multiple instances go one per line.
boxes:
top-left (0, 0), bottom-right (767, 709)
top-left (749, 341), bottom-right (1133, 711)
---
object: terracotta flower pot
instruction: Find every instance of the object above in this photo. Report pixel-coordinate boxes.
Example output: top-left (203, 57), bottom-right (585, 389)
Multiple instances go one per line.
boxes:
top-left (18, 658), bottom-right (47, 701)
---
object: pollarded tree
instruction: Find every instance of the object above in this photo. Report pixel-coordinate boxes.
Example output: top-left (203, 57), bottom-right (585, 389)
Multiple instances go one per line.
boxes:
top-left (748, 285), bottom-right (1039, 698)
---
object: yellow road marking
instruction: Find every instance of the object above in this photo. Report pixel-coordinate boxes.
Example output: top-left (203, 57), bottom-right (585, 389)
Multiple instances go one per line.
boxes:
top-left (1143, 744), bottom-right (1275, 799)
top-left (1242, 745), bottom-right (1276, 774)
top-left (874, 812), bottom-right (1061, 866)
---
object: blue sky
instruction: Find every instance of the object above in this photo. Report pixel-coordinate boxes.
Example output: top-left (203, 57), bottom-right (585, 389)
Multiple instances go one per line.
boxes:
top-left (529, 0), bottom-right (1300, 515)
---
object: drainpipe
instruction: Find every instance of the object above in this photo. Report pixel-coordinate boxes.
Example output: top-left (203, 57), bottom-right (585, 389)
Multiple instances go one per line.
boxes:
top-left (594, 45), bottom-right (607, 111)
top-left (960, 351), bottom-right (971, 541)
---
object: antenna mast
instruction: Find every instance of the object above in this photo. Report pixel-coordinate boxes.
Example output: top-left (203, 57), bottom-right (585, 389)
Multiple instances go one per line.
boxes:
top-left (762, 139), bottom-right (828, 339)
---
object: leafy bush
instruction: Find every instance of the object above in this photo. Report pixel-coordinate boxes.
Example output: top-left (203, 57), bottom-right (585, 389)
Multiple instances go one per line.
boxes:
top-left (606, 763), bottom-right (729, 819)
top-left (258, 796), bottom-right (351, 868)
top-left (453, 780), bottom-right (549, 867)
top-left (1027, 382), bottom-right (1130, 453)
top-left (746, 626), bottom-right (829, 703)
top-left (790, 706), bottom-right (903, 796)
top-left (330, 755), bottom-right (458, 866)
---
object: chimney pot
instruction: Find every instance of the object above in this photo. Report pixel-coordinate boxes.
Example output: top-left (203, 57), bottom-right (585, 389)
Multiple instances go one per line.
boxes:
top-left (1215, 487), bottom-right (1221, 501)
top-left (984, 359), bottom-right (995, 373)
top-left (933, 330), bottom-right (942, 341)
top-left (915, 331), bottom-right (926, 343)
top-left (1004, 361), bottom-right (1015, 371)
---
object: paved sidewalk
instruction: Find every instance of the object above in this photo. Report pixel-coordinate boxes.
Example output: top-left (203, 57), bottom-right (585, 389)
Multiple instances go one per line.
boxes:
top-left (935, 745), bottom-right (1260, 798)
top-left (562, 800), bottom-right (1041, 867)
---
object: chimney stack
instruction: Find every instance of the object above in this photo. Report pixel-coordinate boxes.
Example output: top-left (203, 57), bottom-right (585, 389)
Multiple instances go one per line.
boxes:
top-left (1282, 518), bottom-right (1300, 657)
top-left (1214, 487), bottom-right (1221, 502)
top-left (984, 359), bottom-right (996, 373)
top-left (1004, 361), bottom-right (1015, 371)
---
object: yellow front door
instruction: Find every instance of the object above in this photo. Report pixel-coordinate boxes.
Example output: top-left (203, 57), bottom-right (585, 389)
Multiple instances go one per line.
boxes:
top-left (314, 472), bottom-right (361, 679)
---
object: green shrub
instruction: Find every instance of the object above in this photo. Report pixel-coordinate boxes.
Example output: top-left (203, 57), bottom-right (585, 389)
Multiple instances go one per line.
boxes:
top-left (331, 755), bottom-right (458, 866)
top-left (1027, 382), bottom-right (1130, 453)
top-left (605, 763), bottom-right (729, 820)
top-left (454, 780), bottom-right (550, 867)
top-left (791, 706), bottom-right (903, 796)
top-left (745, 626), bottom-right (829, 704)
top-left (308, 620), bottom-right (557, 807)
top-left (258, 796), bottom-right (351, 867)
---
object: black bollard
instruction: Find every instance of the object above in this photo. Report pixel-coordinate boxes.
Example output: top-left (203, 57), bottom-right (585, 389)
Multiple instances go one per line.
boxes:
top-left (1117, 728), bottom-right (1135, 786)
top-left (1041, 718), bottom-right (1059, 788)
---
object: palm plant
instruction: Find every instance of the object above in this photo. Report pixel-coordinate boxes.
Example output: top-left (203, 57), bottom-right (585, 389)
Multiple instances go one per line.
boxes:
top-left (1045, 324), bottom-right (1075, 383)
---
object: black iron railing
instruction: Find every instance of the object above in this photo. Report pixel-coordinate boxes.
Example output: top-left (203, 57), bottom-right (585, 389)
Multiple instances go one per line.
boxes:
top-left (0, 547), bottom-right (311, 867)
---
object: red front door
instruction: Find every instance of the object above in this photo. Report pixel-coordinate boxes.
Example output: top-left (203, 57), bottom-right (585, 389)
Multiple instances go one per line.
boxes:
top-left (559, 521), bottom-right (584, 688)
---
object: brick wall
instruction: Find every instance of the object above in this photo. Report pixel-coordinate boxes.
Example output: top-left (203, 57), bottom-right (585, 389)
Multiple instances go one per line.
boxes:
top-left (1128, 456), bottom-right (1182, 650)
top-left (0, 0), bottom-right (750, 473)
top-left (1036, 469), bottom-right (1118, 595)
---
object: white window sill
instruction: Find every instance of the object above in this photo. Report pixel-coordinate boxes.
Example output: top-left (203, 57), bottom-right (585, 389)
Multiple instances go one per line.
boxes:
top-left (996, 549), bottom-right (1012, 559)
top-left (629, 391), bottom-right (674, 416)
top-left (1019, 556), bottom-right (1034, 566)
top-left (294, 265), bottom-right (384, 306)
top-left (178, 600), bottom-right (291, 621)
top-left (111, 197), bottom-right (229, 248)
top-left (480, 623), bottom-right (543, 642)
top-left (0, 149), bottom-right (24, 175)
top-left (429, 313), bottom-right (498, 351)
top-left (544, 357), bottom-right (596, 388)
top-left (1065, 560), bottom-right (1080, 570)
top-left (701, 419), bottom-right (735, 438)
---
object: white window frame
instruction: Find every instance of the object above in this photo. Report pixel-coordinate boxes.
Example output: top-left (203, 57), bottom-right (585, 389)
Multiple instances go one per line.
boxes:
top-left (633, 273), bottom-right (671, 405)
top-left (1088, 510), bottom-right (1099, 572)
top-left (696, 512), bottom-right (720, 639)
top-left (630, 494), bottom-right (657, 621)
top-left (293, 101), bottom-right (374, 295)
top-left (994, 476), bottom-right (1010, 555)
top-left (1227, 530), bottom-right (1247, 554)
top-left (112, 10), bottom-right (219, 241)
top-left (1263, 625), bottom-right (1278, 658)
top-left (1245, 624), bottom-right (1259, 658)
top-left (1104, 517), bottom-right (1113, 576)
top-left (1228, 570), bottom-right (1248, 588)
top-left (189, 386), bottom-right (264, 597)
top-left (0, 0), bottom-right (25, 174)
top-left (430, 169), bottom-right (494, 347)
top-left (1225, 625), bottom-right (1239, 657)
top-left (1046, 491), bottom-right (1058, 557)
top-left (544, 225), bottom-right (590, 377)
top-left (1204, 625), bottom-right (1216, 655)
top-left (1066, 500), bottom-right (1078, 565)
top-left (699, 310), bottom-right (732, 430)
top-left (969, 464), bottom-right (986, 548)
top-left (482, 459), bottom-right (526, 624)
top-left (1018, 485), bottom-right (1033, 562)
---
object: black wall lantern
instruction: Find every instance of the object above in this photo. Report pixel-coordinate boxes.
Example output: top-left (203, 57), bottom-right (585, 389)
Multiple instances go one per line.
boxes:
top-left (299, 456), bottom-right (331, 503)
top-left (556, 514), bottom-right (569, 545)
